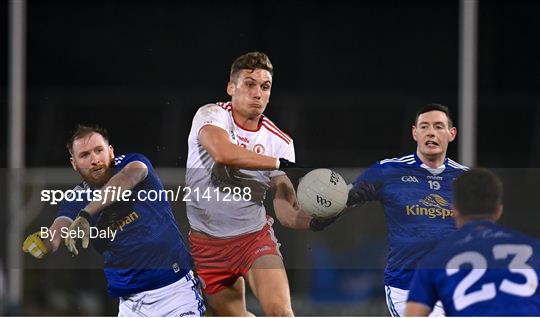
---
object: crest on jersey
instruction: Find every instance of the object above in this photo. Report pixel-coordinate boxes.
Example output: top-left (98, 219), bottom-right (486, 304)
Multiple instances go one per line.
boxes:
top-left (253, 144), bottom-right (265, 154)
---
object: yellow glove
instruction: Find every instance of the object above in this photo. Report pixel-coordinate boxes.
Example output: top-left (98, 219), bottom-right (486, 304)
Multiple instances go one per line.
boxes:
top-left (22, 232), bottom-right (48, 259)
top-left (65, 209), bottom-right (91, 256)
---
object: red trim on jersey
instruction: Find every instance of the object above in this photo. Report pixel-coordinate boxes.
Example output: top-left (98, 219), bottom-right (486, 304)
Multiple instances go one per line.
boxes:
top-left (217, 101), bottom-right (232, 111)
top-left (261, 118), bottom-right (292, 142)
top-left (217, 102), bottom-right (291, 143)
top-left (262, 123), bottom-right (291, 144)
top-left (234, 116), bottom-right (264, 132)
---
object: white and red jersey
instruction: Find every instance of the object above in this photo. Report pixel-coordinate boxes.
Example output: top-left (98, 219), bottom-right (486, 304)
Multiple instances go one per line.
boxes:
top-left (186, 102), bottom-right (295, 237)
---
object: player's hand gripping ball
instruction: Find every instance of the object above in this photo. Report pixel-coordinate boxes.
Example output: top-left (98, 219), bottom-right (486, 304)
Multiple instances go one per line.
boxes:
top-left (297, 169), bottom-right (348, 219)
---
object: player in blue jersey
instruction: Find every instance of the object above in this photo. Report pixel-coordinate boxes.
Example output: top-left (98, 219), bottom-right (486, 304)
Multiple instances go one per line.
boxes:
top-left (312, 104), bottom-right (467, 316)
top-left (22, 125), bottom-right (205, 317)
top-left (405, 168), bottom-right (540, 316)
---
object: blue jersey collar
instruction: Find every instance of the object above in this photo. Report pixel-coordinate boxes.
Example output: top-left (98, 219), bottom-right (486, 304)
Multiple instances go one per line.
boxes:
top-left (414, 153), bottom-right (447, 175)
top-left (461, 219), bottom-right (496, 230)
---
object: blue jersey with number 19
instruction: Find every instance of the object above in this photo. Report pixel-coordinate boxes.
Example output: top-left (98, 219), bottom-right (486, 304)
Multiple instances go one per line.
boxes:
top-left (408, 220), bottom-right (540, 316)
top-left (352, 153), bottom-right (468, 289)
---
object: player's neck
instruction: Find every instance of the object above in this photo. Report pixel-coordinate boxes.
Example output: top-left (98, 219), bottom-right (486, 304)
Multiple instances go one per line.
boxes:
top-left (416, 150), bottom-right (446, 169)
top-left (458, 216), bottom-right (496, 228)
top-left (232, 109), bottom-right (261, 130)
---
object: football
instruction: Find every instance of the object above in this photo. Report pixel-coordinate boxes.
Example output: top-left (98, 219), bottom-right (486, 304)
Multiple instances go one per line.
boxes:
top-left (297, 168), bottom-right (349, 219)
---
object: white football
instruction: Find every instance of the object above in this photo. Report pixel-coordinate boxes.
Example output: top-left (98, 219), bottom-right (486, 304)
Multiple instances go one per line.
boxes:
top-left (297, 168), bottom-right (348, 219)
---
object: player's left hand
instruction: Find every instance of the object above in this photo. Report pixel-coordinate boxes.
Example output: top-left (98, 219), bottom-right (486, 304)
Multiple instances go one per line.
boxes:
top-left (65, 209), bottom-right (92, 256)
top-left (309, 212), bottom-right (342, 232)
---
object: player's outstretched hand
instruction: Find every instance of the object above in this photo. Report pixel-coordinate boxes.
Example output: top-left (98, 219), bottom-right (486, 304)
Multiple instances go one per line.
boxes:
top-left (65, 210), bottom-right (91, 256)
top-left (346, 182), bottom-right (378, 207)
top-left (22, 232), bottom-right (48, 259)
top-left (309, 212), bottom-right (342, 232)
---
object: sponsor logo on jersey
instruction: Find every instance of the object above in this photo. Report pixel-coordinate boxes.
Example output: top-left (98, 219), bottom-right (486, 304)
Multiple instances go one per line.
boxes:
top-left (238, 135), bottom-right (250, 143)
top-left (427, 175), bottom-right (443, 181)
top-left (316, 195), bottom-right (332, 207)
top-left (110, 211), bottom-right (140, 231)
top-left (406, 194), bottom-right (453, 219)
top-left (401, 176), bottom-right (419, 183)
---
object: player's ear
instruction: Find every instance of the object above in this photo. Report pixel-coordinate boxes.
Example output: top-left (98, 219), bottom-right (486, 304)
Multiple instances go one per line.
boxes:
top-left (412, 125), bottom-right (418, 141)
top-left (70, 157), bottom-right (78, 171)
top-left (493, 204), bottom-right (503, 222)
top-left (108, 144), bottom-right (114, 158)
top-left (448, 126), bottom-right (457, 142)
top-left (226, 81), bottom-right (235, 97)
top-left (451, 207), bottom-right (464, 228)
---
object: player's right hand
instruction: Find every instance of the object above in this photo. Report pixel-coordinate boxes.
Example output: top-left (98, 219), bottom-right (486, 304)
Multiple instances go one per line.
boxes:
top-left (22, 232), bottom-right (48, 259)
top-left (65, 209), bottom-right (91, 256)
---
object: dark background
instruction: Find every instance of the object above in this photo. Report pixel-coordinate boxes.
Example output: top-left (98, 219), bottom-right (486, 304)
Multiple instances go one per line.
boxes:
top-left (1, 0), bottom-right (540, 315)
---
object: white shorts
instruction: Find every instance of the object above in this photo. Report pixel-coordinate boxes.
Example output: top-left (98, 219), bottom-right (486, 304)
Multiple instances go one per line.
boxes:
top-left (118, 271), bottom-right (205, 317)
top-left (385, 285), bottom-right (445, 317)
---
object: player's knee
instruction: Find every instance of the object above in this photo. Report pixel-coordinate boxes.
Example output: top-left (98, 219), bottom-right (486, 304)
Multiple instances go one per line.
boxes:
top-left (261, 300), bottom-right (293, 317)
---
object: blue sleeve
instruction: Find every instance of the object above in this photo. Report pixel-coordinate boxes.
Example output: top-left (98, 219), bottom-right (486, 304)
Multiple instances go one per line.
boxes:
top-left (351, 162), bottom-right (384, 201)
top-left (407, 267), bottom-right (439, 309)
top-left (114, 153), bottom-right (153, 171)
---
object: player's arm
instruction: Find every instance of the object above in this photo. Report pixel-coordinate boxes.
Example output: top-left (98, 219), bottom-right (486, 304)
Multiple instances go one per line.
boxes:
top-left (405, 267), bottom-right (438, 316)
top-left (347, 164), bottom-right (383, 207)
top-left (83, 160), bottom-right (148, 215)
top-left (404, 302), bottom-right (431, 316)
top-left (346, 182), bottom-right (375, 207)
top-left (199, 125), bottom-right (292, 170)
top-left (66, 160), bottom-right (147, 255)
top-left (22, 217), bottom-right (72, 259)
top-left (271, 174), bottom-right (311, 230)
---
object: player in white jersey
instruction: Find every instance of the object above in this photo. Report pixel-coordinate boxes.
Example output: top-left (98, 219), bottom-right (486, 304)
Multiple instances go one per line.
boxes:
top-left (186, 52), bottom-right (323, 316)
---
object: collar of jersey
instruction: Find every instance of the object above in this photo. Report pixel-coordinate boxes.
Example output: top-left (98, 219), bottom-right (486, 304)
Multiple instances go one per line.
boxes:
top-left (229, 102), bottom-right (265, 132)
top-left (461, 219), bottom-right (496, 230)
top-left (414, 152), bottom-right (447, 175)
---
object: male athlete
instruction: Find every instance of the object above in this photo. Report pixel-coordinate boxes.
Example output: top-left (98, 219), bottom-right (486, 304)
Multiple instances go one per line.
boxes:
top-left (405, 168), bottom-right (540, 316)
top-left (186, 52), bottom-right (323, 316)
top-left (22, 125), bottom-right (204, 317)
top-left (318, 104), bottom-right (468, 316)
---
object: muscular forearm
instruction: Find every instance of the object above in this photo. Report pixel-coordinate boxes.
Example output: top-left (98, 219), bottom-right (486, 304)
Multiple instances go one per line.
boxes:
top-left (274, 200), bottom-right (311, 230)
top-left (212, 142), bottom-right (278, 170)
top-left (85, 162), bottom-right (147, 215)
top-left (272, 174), bottom-right (311, 229)
top-left (199, 125), bottom-right (280, 170)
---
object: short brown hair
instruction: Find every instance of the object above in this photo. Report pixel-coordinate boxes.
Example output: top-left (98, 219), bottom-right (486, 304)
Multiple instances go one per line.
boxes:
top-left (230, 52), bottom-right (273, 82)
top-left (453, 168), bottom-right (503, 216)
top-left (66, 124), bottom-right (109, 155)
top-left (414, 103), bottom-right (453, 127)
